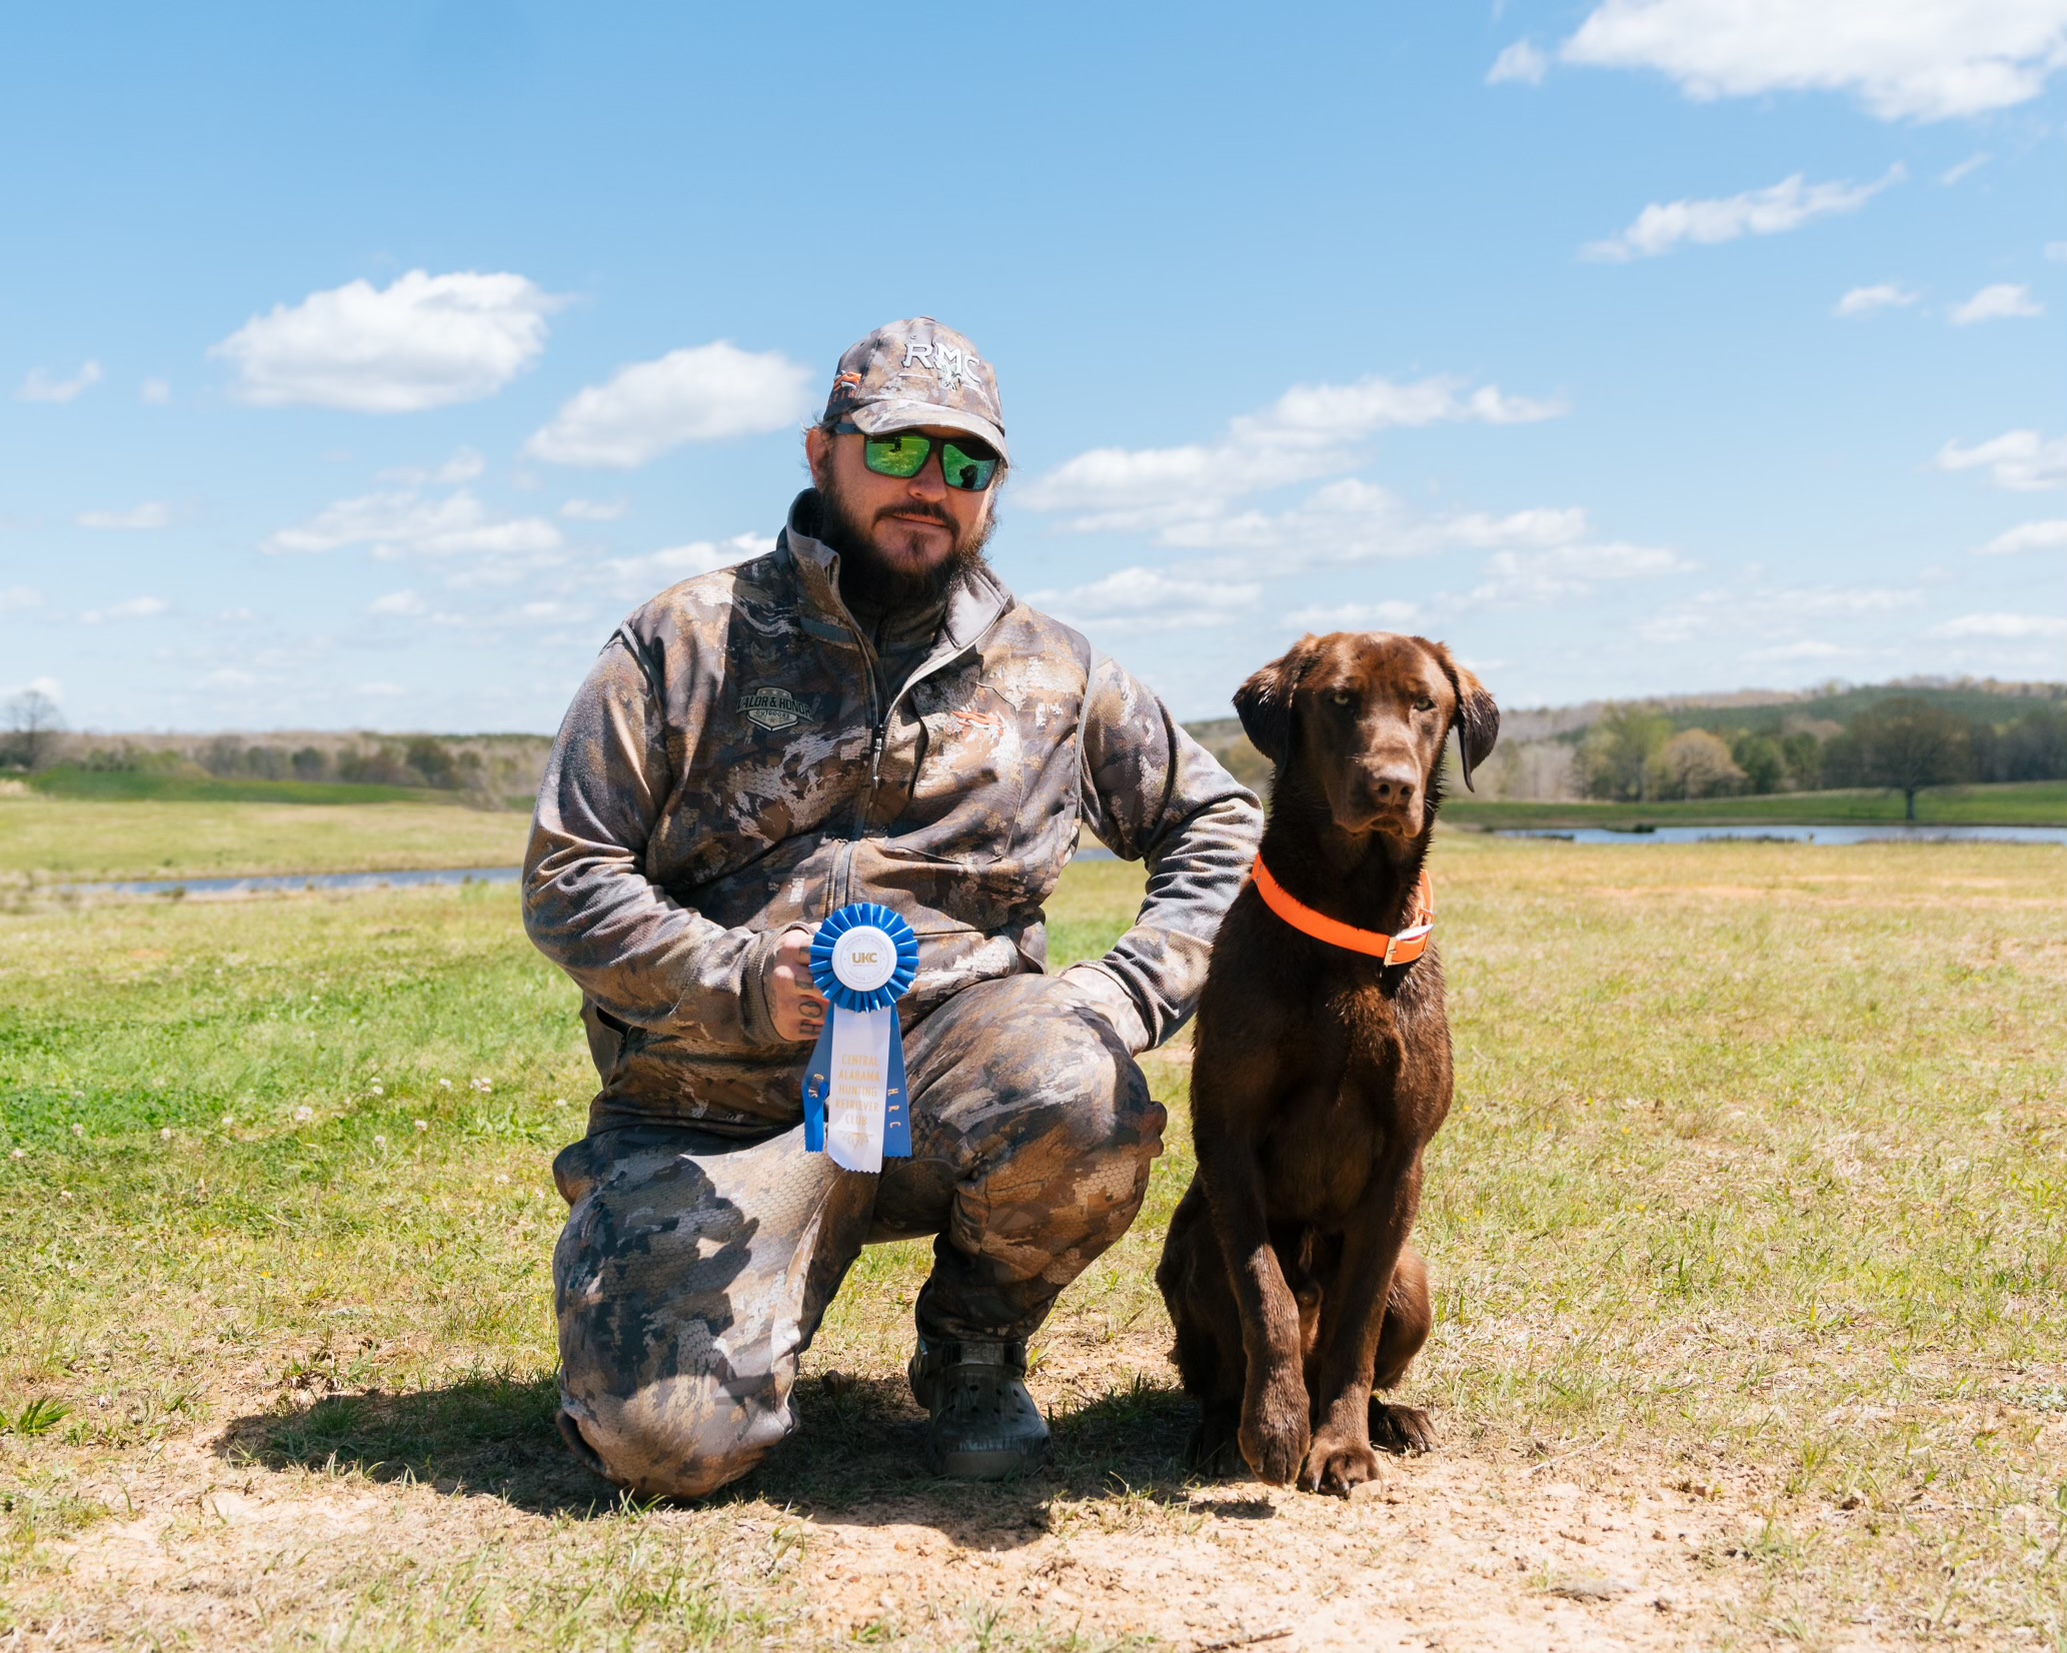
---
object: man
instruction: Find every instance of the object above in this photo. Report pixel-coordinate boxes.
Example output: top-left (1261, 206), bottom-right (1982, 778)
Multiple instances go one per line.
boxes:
top-left (525, 317), bottom-right (1261, 1498)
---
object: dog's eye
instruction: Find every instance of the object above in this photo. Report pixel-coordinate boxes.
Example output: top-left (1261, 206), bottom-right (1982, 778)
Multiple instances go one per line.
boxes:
top-left (1330, 691), bottom-right (1352, 706)
top-left (1414, 697), bottom-right (1436, 712)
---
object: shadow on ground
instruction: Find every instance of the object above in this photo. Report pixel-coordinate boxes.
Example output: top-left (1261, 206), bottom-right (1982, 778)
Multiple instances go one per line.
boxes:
top-left (217, 1369), bottom-right (1239, 1545)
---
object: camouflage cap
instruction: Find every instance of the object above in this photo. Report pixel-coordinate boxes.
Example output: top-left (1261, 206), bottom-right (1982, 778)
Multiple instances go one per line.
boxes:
top-left (821, 317), bottom-right (1008, 464)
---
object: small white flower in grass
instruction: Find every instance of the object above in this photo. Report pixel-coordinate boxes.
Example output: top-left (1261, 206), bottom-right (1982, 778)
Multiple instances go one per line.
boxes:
top-left (10, 1148), bottom-right (24, 1161)
top-left (494, 1173), bottom-right (509, 1185)
top-left (294, 1106), bottom-right (314, 1123)
top-left (371, 1083), bottom-right (384, 1097)
top-left (59, 1190), bottom-right (71, 1201)
top-left (71, 1123), bottom-right (84, 1137)
top-left (160, 1127), bottom-right (172, 1141)
top-left (553, 1098), bottom-right (568, 1108)
top-left (470, 1077), bottom-right (492, 1094)
top-left (220, 1115), bottom-right (234, 1128)
top-left (373, 1134), bottom-right (387, 1147)
top-left (414, 1119), bottom-right (428, 1133)
top-left (439, 1079), bottom-right (453, 1091)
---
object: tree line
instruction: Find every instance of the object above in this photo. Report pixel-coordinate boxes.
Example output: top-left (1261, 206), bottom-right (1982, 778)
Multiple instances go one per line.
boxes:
top-left (1580, 697), bottom-right (2067, 819)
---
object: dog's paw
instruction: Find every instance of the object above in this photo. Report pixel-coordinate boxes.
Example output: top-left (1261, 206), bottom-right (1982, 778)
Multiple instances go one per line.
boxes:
top-left (1238, 1384), bottom-right (1310, 1486)
top-left (1186, 1409), bottom-right (1245, 1478)
top-left (1369, 1401), bottom-right (1436, 1456)
top-left (1299, 1426), bottom-right (1381, 1497)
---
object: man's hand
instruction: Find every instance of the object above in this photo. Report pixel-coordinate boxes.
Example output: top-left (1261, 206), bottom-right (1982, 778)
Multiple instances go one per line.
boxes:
top-left (767, 926), bottom-right (829, 1043)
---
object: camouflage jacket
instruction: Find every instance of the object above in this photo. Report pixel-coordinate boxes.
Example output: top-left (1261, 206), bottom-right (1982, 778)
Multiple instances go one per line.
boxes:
top-left (524, 490), bottom-right (1263, 1133)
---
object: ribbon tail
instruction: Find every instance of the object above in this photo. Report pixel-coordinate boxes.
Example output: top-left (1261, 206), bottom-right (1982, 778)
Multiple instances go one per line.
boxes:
top-left (882, 1020), bottom-right (911, 1159)
top-left (802, 1018), bottom-right (836, 1153)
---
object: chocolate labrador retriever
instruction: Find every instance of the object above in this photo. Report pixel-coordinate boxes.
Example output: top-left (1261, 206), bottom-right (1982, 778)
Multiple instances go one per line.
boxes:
top-left (1156, 631), bottom-right (1498, 1494)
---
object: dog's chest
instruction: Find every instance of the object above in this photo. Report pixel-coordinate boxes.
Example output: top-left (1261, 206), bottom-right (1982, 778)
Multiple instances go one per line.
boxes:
top-left (1258, 984), bottom-right (1410, 1218)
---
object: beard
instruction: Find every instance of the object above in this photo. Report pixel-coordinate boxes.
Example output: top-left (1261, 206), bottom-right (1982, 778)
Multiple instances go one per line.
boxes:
top-left (817, 474), bottom-right (998, 611)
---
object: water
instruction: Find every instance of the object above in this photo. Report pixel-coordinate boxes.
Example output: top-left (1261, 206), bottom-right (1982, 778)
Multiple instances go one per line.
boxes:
top-left (61, 865), bottom-right (523, 898)
top-left (1493, 824), bottom-right (2067, 847)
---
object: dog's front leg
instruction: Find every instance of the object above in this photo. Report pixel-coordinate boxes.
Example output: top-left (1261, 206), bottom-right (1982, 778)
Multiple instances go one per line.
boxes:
top-left (1195, 1136), bottom-right (1309, 1484)
top-left (1300, 1148), bottom-right (1423, 1495)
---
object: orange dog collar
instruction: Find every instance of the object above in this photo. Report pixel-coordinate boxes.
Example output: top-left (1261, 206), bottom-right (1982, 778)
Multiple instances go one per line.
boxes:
top-left (1251, 856), bottom-right (1435, 967)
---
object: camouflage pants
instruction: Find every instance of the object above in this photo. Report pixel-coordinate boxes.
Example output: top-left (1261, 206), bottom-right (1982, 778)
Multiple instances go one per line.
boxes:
top-left (549, 973), bottom-right (1164, 1500)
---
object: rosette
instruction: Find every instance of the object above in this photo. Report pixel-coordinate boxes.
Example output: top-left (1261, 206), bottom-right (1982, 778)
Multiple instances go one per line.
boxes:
top-left (801, 903), bottom-right (919, 1172)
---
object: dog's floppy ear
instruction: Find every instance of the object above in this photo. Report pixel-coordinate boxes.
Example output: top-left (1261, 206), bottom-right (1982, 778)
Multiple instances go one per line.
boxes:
top-left (1233, 635), bottom-right (1321, 767)
top-left (1425, 641), bottom-right (1500, 792)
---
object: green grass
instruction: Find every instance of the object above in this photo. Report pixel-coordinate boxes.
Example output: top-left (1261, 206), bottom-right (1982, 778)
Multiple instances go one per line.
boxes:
top-left (4, 833), bottom-right (2067, 1644)
top-left (0, 790), bottom-right (532, 883)
top-left (1446, 778), bottom-right (2067, 828)
top-left (24, 765), bottom-right (454, 805)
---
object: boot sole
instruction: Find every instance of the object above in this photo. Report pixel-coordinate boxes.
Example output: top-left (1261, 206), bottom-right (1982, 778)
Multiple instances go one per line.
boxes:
top-left (927, 1436), bottom-right (1049, 1480)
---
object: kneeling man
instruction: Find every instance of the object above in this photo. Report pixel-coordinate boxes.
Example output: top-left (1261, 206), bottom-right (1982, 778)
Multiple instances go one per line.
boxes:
top-left (524, 318), bottom-right (1261, 1497)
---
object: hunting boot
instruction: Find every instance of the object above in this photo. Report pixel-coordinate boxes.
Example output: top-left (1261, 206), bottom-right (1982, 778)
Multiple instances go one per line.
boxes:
top-left (907, 1337), bottom-right (1050, 1479)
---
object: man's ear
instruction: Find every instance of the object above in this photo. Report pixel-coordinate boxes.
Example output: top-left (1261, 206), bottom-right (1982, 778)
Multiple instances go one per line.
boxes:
top-left (1233, 635), bottom-right (1321, 768)
top-left (1424, 641), bottom-right (1500, 791)
top-left (804, 424), bottom-right (833, 490)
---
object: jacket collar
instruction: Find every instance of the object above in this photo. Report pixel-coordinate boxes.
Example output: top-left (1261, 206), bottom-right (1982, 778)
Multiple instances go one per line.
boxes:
top-left (779, 488), bottom-right (1011, 659)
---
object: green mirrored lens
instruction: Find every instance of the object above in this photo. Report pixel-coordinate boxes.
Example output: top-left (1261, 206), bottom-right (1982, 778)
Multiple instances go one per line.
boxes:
top-left (941, 443), bottom-right (999, 491)
top-left (863, 434), bottom-right (931, 478)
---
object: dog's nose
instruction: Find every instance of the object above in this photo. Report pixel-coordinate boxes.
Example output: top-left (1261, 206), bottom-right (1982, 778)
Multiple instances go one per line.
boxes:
top-left (1367, 769), bottom-right (1418, 809)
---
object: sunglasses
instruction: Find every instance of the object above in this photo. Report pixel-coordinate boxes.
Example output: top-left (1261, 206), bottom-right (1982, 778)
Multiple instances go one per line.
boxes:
top-left (833, 421), bottom-right (1001, 492)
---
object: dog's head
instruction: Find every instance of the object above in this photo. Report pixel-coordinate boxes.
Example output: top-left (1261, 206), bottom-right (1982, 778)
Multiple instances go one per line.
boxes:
top-left (1234, 631), bottom-right (1499, 840)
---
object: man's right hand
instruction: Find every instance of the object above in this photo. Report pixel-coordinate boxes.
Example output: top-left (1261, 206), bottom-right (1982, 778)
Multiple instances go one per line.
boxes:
top-left (767, 926), bottom-right (829, 1043)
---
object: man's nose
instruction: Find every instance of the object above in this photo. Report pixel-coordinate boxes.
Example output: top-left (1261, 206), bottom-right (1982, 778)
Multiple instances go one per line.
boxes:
top-left (906, 454), bottom-right (949, 499)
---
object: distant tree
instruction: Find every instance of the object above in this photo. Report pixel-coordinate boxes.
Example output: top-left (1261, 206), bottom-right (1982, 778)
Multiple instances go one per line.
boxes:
top-left (1731, 732), bottom-right (1785, 795)
top-left (291, 746), bottom-right (329, 781)
top-left (1852, 697), bottom-right (1972, 820)
top-left (1997, 706), bottom-right (2067, 782)
top-left (1649, 730), bottom-right (1747, 800)
top-left (404, 736), bottom-right (458, 788)
top-left (3, 688), bottom-right (64, 771)
top-left (1580, 704), bottom-right (1675, 801)
top-left (1780, 731), bottom-right (1824, 791)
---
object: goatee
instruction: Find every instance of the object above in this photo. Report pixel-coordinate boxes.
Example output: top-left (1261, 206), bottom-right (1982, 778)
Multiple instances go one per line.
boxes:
top-left (817, 480), bottom-right (996, 611)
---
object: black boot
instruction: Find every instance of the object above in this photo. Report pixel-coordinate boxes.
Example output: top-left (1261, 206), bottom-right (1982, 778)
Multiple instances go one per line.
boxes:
top-left (908, 1337), bottom-right (1050, 1479)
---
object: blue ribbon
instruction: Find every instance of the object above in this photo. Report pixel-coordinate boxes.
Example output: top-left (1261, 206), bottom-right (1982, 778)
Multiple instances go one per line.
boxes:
top-left (801, 903), bottom-right (919, 1159)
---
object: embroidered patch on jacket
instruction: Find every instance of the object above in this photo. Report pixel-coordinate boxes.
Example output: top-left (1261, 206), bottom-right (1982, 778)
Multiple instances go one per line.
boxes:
top-left (741, 686), bottom-right (805, 732)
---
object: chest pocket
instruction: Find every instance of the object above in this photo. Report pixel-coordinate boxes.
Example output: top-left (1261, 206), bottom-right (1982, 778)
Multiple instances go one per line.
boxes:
top-left (895, 679), bottom-right (1028, 864)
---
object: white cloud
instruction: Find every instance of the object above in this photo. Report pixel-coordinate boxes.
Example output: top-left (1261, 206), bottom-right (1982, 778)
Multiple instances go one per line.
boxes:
top-left (1585, 168), bottom-right (1899, 261)
top-left (1941, 152), bottom-right (1992, 185)
top-left (1472, 540), bottom-right (1694, 605)
top-left (1640, 583), bottom-right (1922, 644)
top-left (140, 378), bottom-right (171, 405)
top-left (211, 270), bottom-right (560, 412)
top-left (1949, 282), bottom-right (2044, 324)
top-left (18, 361), bottom-right (102, 403)
top-left (602, 533), bottom-right (773, 596)
top-left (1835, 283), bottom-right (1920, 317)
top-left (368, 589), bottom-right (427, 616)
top-left (357, 682), bottom-right (407, 697)
top-left (377, 447), bottom-right (486, 486)
top-left (1751, 638), bottom-right (1859, 661)
top-left (1487, 39), bottom-right (1549, 84)
top-left (81, 596), bottom-right (169, 624)
top-left (0, 586), bottom-right (43, 613)
top-left (77, 501), bottom-right (173, 531)
top-left (2048, 241), bottom-right (2067, 262)
top-left (1022, 373), bottom-right (1563, 532)
top-left (1027, 567), bottom-right (1264, 634)
top-left (1560, 0), bottom-right (2067, 122)
top-left (1933, 612), bottom-right (2067, 638)
top-left (263, 489), bottom-right (563, 559)
top-left (198, 668), bottom-right (257, 690)
top-left (1283, 599), bottom-right (1423, 631)
top-left (561, 497), bottom-right (629, 521)
top-left (525, 343), bottom-right (815, 469)
top-left (1978, 518), bottom-right (2067, 553)
top-left (1935, 430), bottom-right (2067, 490)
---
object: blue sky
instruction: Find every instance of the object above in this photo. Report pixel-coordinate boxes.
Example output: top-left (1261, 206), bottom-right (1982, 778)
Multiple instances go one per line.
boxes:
top-left (3, 2), bottom-right (2063, 733)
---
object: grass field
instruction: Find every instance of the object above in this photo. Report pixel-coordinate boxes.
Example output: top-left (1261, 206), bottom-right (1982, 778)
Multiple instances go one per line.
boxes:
top-left (0, 791), bottom-right (531, 884)
top-left (4, 817), bottom-right (2067, 1648)
top-left (1446, 779), bottom-right (2067, 830)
